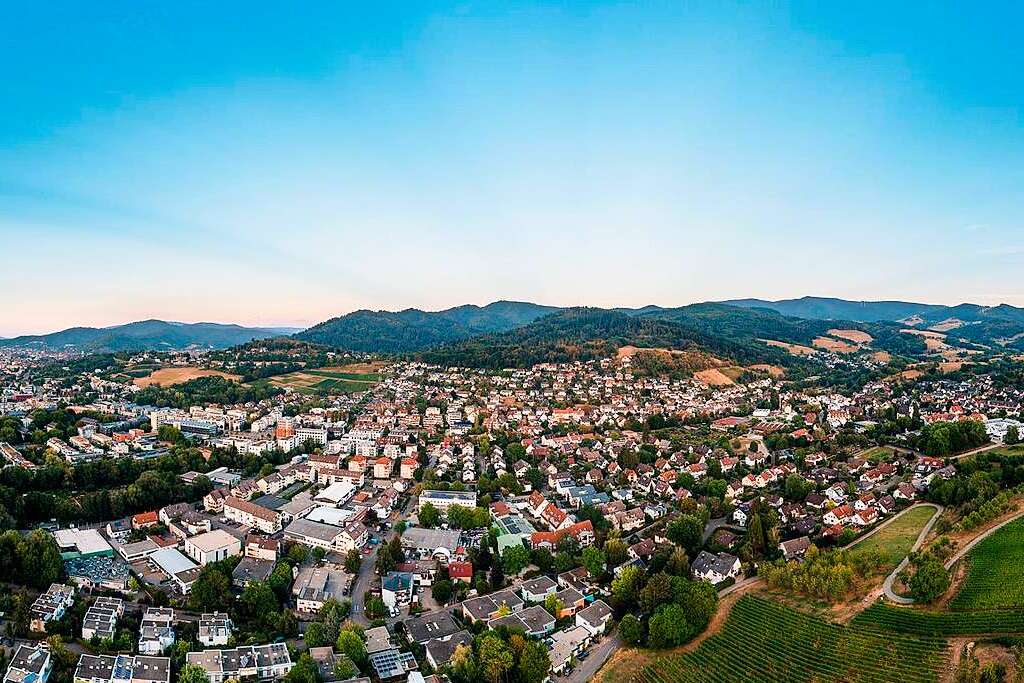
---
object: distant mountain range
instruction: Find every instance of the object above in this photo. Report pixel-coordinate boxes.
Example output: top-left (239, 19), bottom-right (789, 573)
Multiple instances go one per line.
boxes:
top-left (0, 320), bottom-right (299, 352)
top-left (722, 296), bottom-right (1024, 325)
top-left (8, 296), bottom-right (1024, 362)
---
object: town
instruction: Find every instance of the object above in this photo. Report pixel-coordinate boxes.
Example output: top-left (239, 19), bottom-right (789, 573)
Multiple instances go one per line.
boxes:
top-left (1, 334), bottom-right (1023, 683)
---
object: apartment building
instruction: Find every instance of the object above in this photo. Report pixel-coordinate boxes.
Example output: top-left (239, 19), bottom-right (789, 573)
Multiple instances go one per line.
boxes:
top-left (223, 497), bottom-right (283, 534)
top-left (185, 645), bottom-right (293, 683)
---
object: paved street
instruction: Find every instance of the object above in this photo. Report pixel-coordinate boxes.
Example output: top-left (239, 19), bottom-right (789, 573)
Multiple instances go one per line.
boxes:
top-left (557, 634), bottom-right (621, 683)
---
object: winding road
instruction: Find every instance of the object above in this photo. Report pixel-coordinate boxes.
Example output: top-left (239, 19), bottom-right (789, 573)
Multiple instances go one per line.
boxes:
top-left (878, 503), bottom-right (944, 604)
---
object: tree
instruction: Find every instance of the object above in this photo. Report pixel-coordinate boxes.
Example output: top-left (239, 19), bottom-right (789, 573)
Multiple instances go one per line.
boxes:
top-left (365, 596), bottom-right (387, 620)
top-left (287, 543), bottom-right (309, 564)
top-left (639, 572), bottom-right (673, 615)
top-left (303, 621), bottom-right (332, 648)
top-left (478, 633), bottom-right (514, 683)
top-left (619, 614), bottom-right (643, 644)
top-left (544, 593), bottom-right (564, 617)
top-left (283, 653), bottom-right (320, 683)
top-left (344, 549), bottom-right (362, 573)
top-left (604, 538), bottom-right (628, 568)
top-left (611, 565), bottom-right (645, 608)
top-left (336, 628), bottom-right (367, 668)
top-left (511, 634), bottom-right (551, 683)
top-left (502, 545), bottom-right (530, 575)
top-left (909, 557), bottom-right (950, 604)
top-left (665, 547), bottom-right (690, 577)
top-left (648, 604), bottom-right (690, 648)
top-left (432, 579), bottom-right (454, 604)
top-left (1006, 426), bottom-right (1020, 445)
top-left (581, 546), bottom-right (606, 578)
top-left (666, 515), bottom-right (703, 555)
top-left (419, 502), bottom-right (442, 528)
top-left (784, 474), bottom-right (813, 502)
top-left (178, 665), bottom-right (211, 683)
top-left (189, 567), bottom-right (231, 612)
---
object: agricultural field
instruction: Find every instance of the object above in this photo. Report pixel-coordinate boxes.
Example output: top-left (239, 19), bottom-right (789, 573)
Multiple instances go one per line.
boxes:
top-left (261, 362), bottom-right (385, 395)
top-left (133, 366), bottom-right (241, 387)
top-left (849, 504), bottom-right (937, 569)
top-left (630, 596), bottom-right (948, 683)
top-left (948, 516), bottom-right (1024, 611)
top-left (852, 603), bottom-right (1024, 637)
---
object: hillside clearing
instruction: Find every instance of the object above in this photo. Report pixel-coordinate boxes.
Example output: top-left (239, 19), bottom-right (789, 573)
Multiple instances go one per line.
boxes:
top-left (813, 336), bottom-right (860, 353)
top-left (762, 339), bottom-right (816, 356)
top-left (928, 318), bottom-right (964, 332)
top-left (134, 367), bottom-right (241, 387)
top-left (262, 362), bottom-right (385, 394)
top-left (827, 329), bottom-right (873, 343)
top-left (694, 368), bottom-right (735, 386)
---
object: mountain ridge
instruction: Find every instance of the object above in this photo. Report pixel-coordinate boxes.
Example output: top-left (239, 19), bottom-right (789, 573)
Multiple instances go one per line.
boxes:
top-left (0, 320), bottom-right (298, 352)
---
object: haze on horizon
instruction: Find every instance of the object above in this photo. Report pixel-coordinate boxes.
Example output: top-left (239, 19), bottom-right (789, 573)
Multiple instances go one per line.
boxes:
top-left (1, 2), bottom-right (1022, 338)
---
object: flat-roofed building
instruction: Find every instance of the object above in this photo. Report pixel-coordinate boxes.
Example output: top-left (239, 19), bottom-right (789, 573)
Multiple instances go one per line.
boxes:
top-left (183, 530), bottom-right (241, 566)
top-left (72, 654), bottom-right (170, 683)
top-left (418, 490), bottom-right (476, 513)
top-left (137, 608), bottom-right (175, 656)
top-left (198, 613), bottom-right (233, 647)
top-left (4, 644), bottom-right (52, 683)
top-left (185, 644), bottom-right (293, 683)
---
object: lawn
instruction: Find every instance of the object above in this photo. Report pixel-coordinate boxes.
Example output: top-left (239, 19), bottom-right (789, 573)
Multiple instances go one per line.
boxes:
top-left (859, 446), bottom-right (896, 463)
top-left (948, 516), bottom-right (1024, 610)
top-left (849, 505), bottom-right (937, 569)
top-left (631, 596), bottom-right (947, 683)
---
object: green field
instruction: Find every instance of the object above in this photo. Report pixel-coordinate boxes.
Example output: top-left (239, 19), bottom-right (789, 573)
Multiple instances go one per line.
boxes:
top-left (853, 602), bottom-right (1024, 637)
top-left (305, 369), bottom-right (381, 381)
top-left (859, 446), bottom-right (896, 463)
top-left (849, 505), bottom-right (937, 569)
top-left (631, 596), bottom-right (948, 683)
top-left (949, 516), bottom-right (1024, 610)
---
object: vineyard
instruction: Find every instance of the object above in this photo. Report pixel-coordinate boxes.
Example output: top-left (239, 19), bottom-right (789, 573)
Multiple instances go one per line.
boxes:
top-left (852, 602), bottom-right (1024, 637)
top-left (949, 517), bottom-right (1024, 610)
top-left (631, 597), bottom-right (948, 683)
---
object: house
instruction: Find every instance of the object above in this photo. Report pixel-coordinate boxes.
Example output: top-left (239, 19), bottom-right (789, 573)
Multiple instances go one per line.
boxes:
top-left (403, 610), bottom-right (461, 645)
top-left (446, 561), bottom-right (473, 583)
top-left (223, 497), bottom-right (283, 534)
top-left (198, 613), bottom-right (233, 647)
top-left (132, 511), bottom-right (159, 530)
top-left (489, 605), bottom-right (556, 638)
top-left (367, 649), bottom-right (417, 681)
top-left (137, 608), bottom-right (175, 656)
top-left (549, 626), bottom-right (593, 675)
top-left (381, 572), bottom-right (414, 610)
top-left (5, 645), bottom-right (52, 683)
top-left (30, 584), bottom-right (75, 633)
top-left (423, 631), bottom-right (473, 670)
top-left (82, 597), bottom-right (123, 641)
top-left (823, 504), bottom-right (854, 526)
top-left (690, 551), bottom-right (741, 584)
top-left (292, 567), bottom-right (351, 614)
top-left (244, 535), bottom-right (280, 562)
top-left (232, 557), bottom-right (275, 588)
top-left (575, 599), bottom-right (613, 636)
top-left (519, 575), bottom-right (557, 602)
top-left (460, 589), bottom-right (524, 623)
top-left (779, 536), bottom-right (812, 561)
top-left (400, 528), bottom-right (462, 564)
top-left (185, 645), bottom-right (293, 683)
top-left (72, 655), bottom-right (170, 683)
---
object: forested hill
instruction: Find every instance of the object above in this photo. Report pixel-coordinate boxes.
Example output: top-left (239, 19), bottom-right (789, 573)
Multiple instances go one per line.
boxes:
top-left (294, 300), bottom-right (558, 352)
top-left (722, 297), bottom-right (1024, 350)
top-left (416, 304), bottom-right (921, 369)
top-left (0, 320), bottom-right (294, 352)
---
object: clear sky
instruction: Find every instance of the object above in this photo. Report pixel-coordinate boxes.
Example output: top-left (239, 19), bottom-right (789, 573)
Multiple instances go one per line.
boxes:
top-left (1, 2), bottom-right (1022, 336)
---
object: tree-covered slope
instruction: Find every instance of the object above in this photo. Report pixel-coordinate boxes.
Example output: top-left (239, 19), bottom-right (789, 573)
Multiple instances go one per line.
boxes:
top-left (294, 300), bottom-right (558, 352)
top-left (0, 320), bottom-right (291, 352)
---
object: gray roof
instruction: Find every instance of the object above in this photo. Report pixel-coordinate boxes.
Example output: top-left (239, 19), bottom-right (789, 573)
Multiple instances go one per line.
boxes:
top-left (424, 630), bottom-right (473, 668)
top-left (403, 610), bottom-right (460, 644)
top-left (400, 527), bottom-right (462, 552)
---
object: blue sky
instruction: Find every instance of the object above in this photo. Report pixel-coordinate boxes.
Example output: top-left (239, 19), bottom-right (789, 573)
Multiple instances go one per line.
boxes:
top-left (1, 2), bottom-right (1022, 336)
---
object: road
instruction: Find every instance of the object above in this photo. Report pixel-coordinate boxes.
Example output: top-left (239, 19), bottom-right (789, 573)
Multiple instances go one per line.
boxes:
top-left (350, 492), bottom-right (417, 626)
top-left (558, 635), bottom-right (621, 683)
